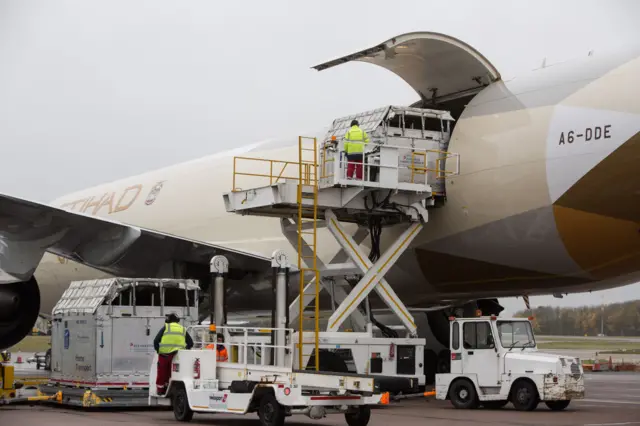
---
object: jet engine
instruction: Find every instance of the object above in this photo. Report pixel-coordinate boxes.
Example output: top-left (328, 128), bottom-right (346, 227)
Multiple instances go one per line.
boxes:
top-left (0, 277), bottom-right (40, 350)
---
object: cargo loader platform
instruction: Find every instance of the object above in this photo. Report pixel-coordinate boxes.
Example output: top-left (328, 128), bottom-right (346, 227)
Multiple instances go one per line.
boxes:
top-left (221, 105), bottom-right (461, 390)
top-left (223, 180), bottom-right (431, 224)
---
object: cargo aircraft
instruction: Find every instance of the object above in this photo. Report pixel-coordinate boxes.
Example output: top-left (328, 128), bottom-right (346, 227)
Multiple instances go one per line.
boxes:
top-left (1, 32), bottom-right (639, 362)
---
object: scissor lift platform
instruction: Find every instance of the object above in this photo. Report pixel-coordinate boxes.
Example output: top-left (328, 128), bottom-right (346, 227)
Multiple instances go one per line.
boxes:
top-left (222, 106), bottom-right (460, 390)
top-left (223, 181), bottom-right (431, 224)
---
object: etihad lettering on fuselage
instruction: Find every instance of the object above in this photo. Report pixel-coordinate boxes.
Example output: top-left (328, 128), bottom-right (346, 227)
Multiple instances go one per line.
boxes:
top-left (558, 125), bottom-right (612, 145)
top-left (59, 184), bottom-right (143, 216)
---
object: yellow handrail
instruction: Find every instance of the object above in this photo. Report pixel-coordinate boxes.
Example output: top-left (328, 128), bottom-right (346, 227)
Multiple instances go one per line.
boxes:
top-left (410, 151), bottom-right (427, 183)
top-left (232, 156), bottom-right (316, 192)
top-left (407, 149), bottom-right (460, 182)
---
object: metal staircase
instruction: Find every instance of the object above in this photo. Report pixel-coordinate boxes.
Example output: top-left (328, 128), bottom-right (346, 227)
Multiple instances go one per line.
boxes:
top-left (296, 136), bottom-right (320, 371)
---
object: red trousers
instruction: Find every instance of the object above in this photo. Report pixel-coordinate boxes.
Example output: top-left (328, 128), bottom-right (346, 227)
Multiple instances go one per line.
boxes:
top-left (346, 153), bottom-right (364, 180)
top-left (156, 352), bottom-right (176, 393)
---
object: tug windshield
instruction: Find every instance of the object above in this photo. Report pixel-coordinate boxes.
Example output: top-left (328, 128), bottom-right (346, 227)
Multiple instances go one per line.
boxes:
top-left (496, 320), bottom-right (536, 349)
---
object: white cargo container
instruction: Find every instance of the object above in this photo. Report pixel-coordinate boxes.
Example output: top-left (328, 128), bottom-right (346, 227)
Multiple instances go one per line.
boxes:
top-left (320, 105), bottom-right (457, 194)
top-left (49, 278), bottom-right (199, 390)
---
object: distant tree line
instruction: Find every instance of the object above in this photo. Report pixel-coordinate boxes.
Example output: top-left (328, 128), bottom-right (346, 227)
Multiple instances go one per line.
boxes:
top-left (514, 299), bottom-right (640, 336)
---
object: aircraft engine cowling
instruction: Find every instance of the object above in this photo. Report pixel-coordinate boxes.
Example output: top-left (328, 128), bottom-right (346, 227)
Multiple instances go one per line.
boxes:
top-left (0, 277), bottom-right (41, 350)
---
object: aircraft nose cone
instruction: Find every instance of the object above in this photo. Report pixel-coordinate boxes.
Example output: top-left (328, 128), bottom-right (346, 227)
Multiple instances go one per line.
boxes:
top-left (553, 131), bottom-right (640, 281)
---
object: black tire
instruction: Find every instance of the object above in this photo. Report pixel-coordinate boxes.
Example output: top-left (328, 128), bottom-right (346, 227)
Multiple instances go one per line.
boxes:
top-left (258, 393), bottom-right (285, 426)
top-left (482, 400), bottom-right (508, 409)
top-left (345, 405), bottom-right (371, 426)
top-left (45, 349), bottom-right (51, 371)
top-left (172, 385), bottom-right (194, 422)
top-left (545, 400), bottom-right (570, 411)
top-left (448, 379), bottom-right (479, 409)
top-left (510, 380), bottom-right (539, 411)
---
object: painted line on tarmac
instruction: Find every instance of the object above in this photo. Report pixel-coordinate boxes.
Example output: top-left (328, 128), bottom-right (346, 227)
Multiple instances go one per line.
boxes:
top-left (578, 398), bottom-right (640, 405)
top-left (584, 422), bottom-right (640, 426)
top-left (587, 394), bottom-right (640, 400)
top-left (578, 404), bottom-right (620, 408)
top-left (587, 386), bottom-right (640, 390)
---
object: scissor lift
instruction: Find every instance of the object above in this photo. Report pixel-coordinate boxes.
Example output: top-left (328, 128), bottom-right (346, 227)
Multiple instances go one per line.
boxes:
top-left (223, 105), bottom-right (460, 390)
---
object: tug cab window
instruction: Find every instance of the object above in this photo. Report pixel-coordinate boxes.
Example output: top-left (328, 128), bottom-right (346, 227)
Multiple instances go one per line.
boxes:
top-left (451, 322), bottom-right (460, 350)
top-left (463, 321), bottom-right (495, 349)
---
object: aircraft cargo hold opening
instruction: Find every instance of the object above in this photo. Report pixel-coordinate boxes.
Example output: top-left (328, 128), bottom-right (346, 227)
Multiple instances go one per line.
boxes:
top-left (313, 30), bottom-right (501, 153)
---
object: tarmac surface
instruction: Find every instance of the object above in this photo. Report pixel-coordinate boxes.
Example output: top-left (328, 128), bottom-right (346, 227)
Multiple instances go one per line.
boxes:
top-left (543, 349), bottom-right (640, 364)
top-left (1, 372), bottom-right (639, 426)
top-left (537, 335), bottom-right (640, 343)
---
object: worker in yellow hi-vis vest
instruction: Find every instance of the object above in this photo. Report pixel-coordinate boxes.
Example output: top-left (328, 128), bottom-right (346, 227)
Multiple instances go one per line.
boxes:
top-left (153, 313), bottom-right (194, 395)
top-left (343, 119), bottom-right (370, 180)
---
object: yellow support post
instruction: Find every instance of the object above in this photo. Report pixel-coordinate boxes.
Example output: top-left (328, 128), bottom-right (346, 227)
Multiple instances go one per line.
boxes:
top-left (297, 136), bottom-right (320, 371)
top-left (1, 365), bottom-right (14, 391)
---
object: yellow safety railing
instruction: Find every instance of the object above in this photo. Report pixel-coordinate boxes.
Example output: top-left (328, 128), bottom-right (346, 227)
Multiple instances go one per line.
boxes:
top-left (231, 156), bottom-right (316, 192)
top-left (296, 136), bottom-right (320, 371)
top-left (410, 151), bottom-right (427, 184)
top-left (409, 149), bottom-right (460, 184)
top-left (318, 139), bottom-right (459, 188)
top-left (425, 149), bottom-right (460, 180)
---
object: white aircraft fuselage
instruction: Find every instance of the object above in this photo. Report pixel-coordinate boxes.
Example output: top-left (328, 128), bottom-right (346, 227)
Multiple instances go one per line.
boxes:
top-left (34, 40), bottom-right (640, 317)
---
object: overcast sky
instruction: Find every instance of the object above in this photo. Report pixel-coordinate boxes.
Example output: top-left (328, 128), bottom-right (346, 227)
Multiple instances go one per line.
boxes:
top-left (1, 0), bottom-right (639, 313)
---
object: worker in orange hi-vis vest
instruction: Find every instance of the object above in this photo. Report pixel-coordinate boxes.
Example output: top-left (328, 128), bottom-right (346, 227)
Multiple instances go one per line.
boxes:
top-left (206, 334), bottom-right (228, 362)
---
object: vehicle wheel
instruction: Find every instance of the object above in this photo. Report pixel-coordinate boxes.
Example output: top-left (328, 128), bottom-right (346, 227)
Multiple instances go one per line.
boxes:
top-left (172, 386), bottom-right (194, 422)
top-left (510, 380), bottom-right (539, 411)
top-left (258, 393), bottom-right (285, 426)
top-left (545, 400), bottom-right (570, 411)
top-left (45, 349), bottom-right (51, 371)
top-left (345, 405), bottom-right (371, 426)
top-left (448, 379), bottom-right (479, 409)
top-left (482, 400), bottom-right (508, 409)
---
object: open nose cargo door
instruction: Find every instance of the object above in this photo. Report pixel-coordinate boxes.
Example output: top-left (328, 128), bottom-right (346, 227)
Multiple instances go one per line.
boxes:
top-left (312, 31), bottom-right (501, 106)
